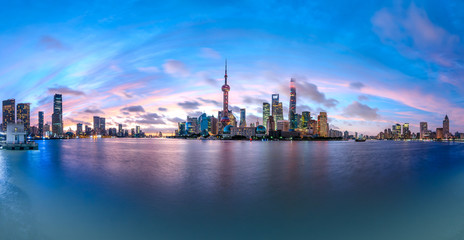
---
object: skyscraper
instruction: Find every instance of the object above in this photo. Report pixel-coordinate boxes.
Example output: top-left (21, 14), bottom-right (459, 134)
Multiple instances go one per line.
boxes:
top-left (288, 78), bottom-right (297, 130)
top-left (275, 102), bottom-right (283, 122)
top-left (317, 112), bottom-right (328, 137)
top-left (271, 94), bottom-right (279, 119)
top-left (420, 122), bottom-right (428, 139)
top-left (76, 123), bottom-right (83, 135)
top-left (263, 102), bottom-right (270, 130)
top-left (17, 103), bottom-right (31, 134)
top-left (99, 117), bottom-right (106, 135)
top-left (118, 124), bottom-right (123, 136)
top-left (2, 99), bottom-right (15, 132)
top-left (220, 60), bottom-right (231, 127)
top-left (300, 111), bottom-right (310, 129)
top-left (403, 123), bottom-right (410, 139)
top-left (38, 111), bottom-right (44, 137)
top-left (443, 115), bottom-right (449, 138)
top-left (239, 108), bottom-right (246, 127)
top-left (52, 94), bottom-right (63, 137)
top-left (93, 116), bottom-right (100, 135)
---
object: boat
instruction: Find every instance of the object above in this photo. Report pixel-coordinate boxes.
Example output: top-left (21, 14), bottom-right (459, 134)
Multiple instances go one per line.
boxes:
top-left (355, 139), bottom-right (366, 142)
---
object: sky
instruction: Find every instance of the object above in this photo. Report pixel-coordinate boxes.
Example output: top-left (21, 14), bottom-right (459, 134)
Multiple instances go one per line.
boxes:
top-left (0, 0), bottom-right (463, 135)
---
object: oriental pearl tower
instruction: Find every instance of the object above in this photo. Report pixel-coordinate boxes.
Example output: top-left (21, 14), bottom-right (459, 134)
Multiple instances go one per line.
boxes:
top-left (220, 60), bottom-right (231, 127)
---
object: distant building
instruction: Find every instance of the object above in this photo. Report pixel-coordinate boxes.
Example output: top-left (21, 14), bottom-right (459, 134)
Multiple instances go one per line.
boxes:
top-left (288, 78), bottom-right (297, 129)
top-left (51, 94), bottom-right (63, 137)
top-left (436, 128), bottom-right (444, 139)
top-left (17, 103), bottom-right (30, 134)
top-left (443, 115), bottom-right (450, 138)
top-left (99, 117), bottom-right (106, 135)
top-left (93, 116), bottom-right (101, 135)
top-left (403, 123), bottom-right (410, 139)
top-left (276, 120), bottom-right (290, 131)
top-left (266, 116), bottom-right (275, 135)
top-left (118, 124), bottom-right (123, 136)
top-left (2, 99), bottom-right (15, 132)
top-left (317, 112), bottom-right (328, 137)
top-left (76, 123), bottom-right (83, 135)
top-left (271, 94), bottom-right (283, 126)
top-left (420, 122), bottom-right (428, 139)
top-left (263, 102), bottom-right (270, 130)
top-left (239, 108), bottom-right (246, 127)
top-left (392, 124), bottom-right (401, 138)
top-left (38, 111), bottom-right (44, 137)
top-left (300, 111), bottom-right (310, 129)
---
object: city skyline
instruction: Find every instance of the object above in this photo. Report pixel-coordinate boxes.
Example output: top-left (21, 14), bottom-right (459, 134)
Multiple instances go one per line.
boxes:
top-left (1, 1), bottom-right (463, 135)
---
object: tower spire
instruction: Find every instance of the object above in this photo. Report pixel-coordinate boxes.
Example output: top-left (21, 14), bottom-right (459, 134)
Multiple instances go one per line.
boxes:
top-left (224, 59), bottom-right (228, 85)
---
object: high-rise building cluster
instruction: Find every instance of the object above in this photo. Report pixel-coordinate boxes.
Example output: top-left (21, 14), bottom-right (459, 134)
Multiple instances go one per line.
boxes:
top-left (176, 61), bottom-right (345, 140)
top-left (1, 95), bottom-right (62, 138)
top-left (1, 94), bottom-right (147, 139)
top-left (1, 94), bottom-right (63, 138)
top-left (376, 115), bottom-right (463, 140)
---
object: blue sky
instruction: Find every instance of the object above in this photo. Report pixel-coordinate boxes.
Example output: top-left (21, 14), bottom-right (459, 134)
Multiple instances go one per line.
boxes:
top-left (0, 0), bottom-right (463, 135)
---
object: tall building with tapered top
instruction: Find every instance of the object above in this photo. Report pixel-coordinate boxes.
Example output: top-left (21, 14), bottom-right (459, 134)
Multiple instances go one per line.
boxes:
top-left (17, 103), bottom-right (31, 134)
top-left (288, 78), bottom-right (297, 130)
top-left (2, 99), bottom-right (15, 132)
top-left (443, 115), bottom-right (449, 138)
top-left (220, 60), bottom-right (231, 128)
top-left (52, 94), bottom-right (63, 137)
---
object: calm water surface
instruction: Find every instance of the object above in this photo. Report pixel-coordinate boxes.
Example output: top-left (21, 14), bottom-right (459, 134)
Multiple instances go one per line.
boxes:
top-left (1, 139), bottom-right (464, 240)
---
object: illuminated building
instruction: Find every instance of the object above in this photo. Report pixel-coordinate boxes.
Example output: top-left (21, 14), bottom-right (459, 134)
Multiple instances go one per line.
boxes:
top-left (443, 115), bottom-right (449, 138)
top-left (17, 103), bottom-right (30, 134)
top-left (300, 111), bottom-right (310, 129)
top-left (392, 124), bottom-right (401, 138)
top-left (436, 128), bottom-right (444, 139)
top-left (275, 102), bottom-right (283, 122)
top-left (100, 117), bottom-right (106, 135)
top-left (210, 116), bottom-right (218, 135)
top-left (403, 123), bottom-right (410, 139)
top-left (220, 60), bottom-right (231, 127)
top-left (263, 102), bottom-right (270, 130)
top-left (199, 113), bottom-right (209, 133)
top-left (239, 108), bottom-right (246, 127)
top-left (266, 116), bottom-right (275, 135)
top-left (271, 94), bottom-right (283, 127)
top-left (93, 116), bottom-right (101, 135)
top-left (38, 111), bottom-right (44, 137)
top-left (76, 123), bottom-right (83, 135)
top-left (2, 99), bottom-right (15, 132)
top-left (317, 112), bottom-right (328, 137)
top-left (136, 126), bottom-right (141, 135)
top-left (276, 120), bottom-right (290, 131)
top-left (420, 122), bottom-right (428, 139)
top-left (308, 120), bottom-right (317, 135)
top-left (288, 78), bottom-right (297, 129)
top-left (52, 94), bottom-right (63, 137)
top-left (178, 122), bottom-right (186, 136)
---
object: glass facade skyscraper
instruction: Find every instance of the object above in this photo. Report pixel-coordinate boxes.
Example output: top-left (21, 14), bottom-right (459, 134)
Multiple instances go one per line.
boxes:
top-left (38, 111), bottom-right (44, 137)
top-left (17, 103), bottom-right (31, 134)
top-left (289, 78), bottom-right (297, 130)
top-left (2, 99), bottom-right (15, 132)
top-left (239, 108), bottom-right (246, 127)
top-left (263, 103), bottom-right (270, 130)
top-left (52, 94), bottom-right (63, 137)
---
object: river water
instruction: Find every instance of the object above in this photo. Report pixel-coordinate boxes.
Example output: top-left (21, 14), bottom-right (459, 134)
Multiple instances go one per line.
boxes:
top-left (1, 139), bottom-right (464, 240)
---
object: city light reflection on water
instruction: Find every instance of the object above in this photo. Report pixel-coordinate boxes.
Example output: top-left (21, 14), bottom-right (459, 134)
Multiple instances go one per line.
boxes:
top-left (1, 139), bottom-right (464, 240)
